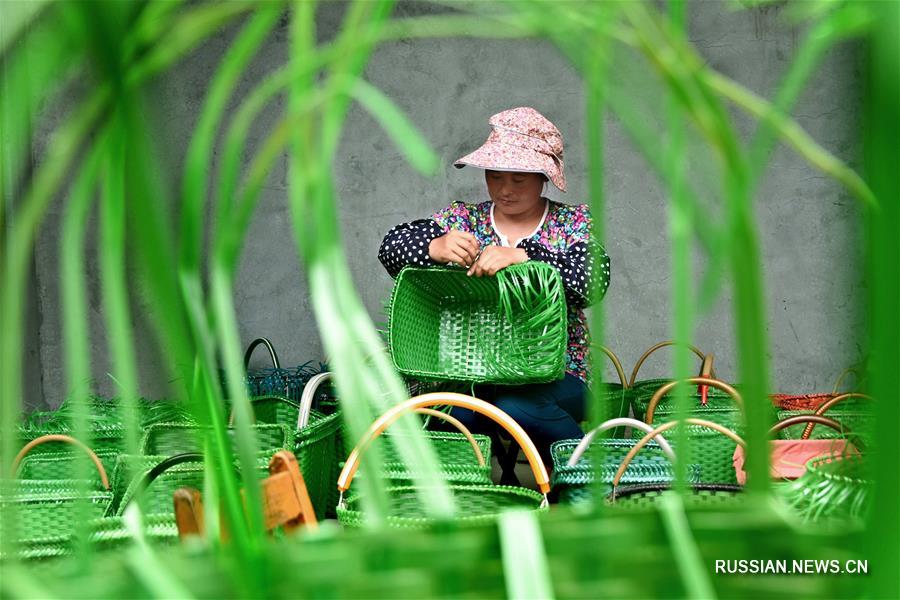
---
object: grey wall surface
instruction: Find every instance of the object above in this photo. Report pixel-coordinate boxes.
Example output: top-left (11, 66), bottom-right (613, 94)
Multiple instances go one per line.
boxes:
top-left (24, 1), bottom-right (865, 409)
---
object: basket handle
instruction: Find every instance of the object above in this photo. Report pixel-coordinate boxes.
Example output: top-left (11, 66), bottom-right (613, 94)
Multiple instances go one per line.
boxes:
top-left (644, 377), bottom-right (743, 424)
top-left (628, 341), bottom-right (713, 386)
top-left (120, 452), bottom-right (206, 514)
top-left (831, 367), bottom-right (863, 395)
top-left (338, 392), bottom-right (550, 496)
top-left (228, 395), bottom-right (302, 427)
top-left (13, 434), bottom-right (110, 490)
top-left (612, 419), bottom-right (746, 488)
top-left (298, 372), bottom-right (333, 429)
top-left (770, 414), bottom-right (849, 436)
top-left (566, 418), bottom-right (676, 467)
top-left (591, 344), bottom-right (628, 388)
top-left (243, 337), bottom-right (281, 370)
top-left (413, 408), bottom-right (485, 467)
top-left (802, 393), bottom-right (872, 439)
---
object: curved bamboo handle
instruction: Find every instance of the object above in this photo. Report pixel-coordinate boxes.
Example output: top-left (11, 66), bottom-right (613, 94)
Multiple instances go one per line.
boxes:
top-left (591, 344), bottom-right (628, 388)
top-left (628, 341), bottom-right (713, 386)
top-left (803, 393), bottom-right (872, 439)
top-left (612, 419), bottom-right (745, 488)
top-left (298, 372), bottom-right (332, 429)
top-left (13, 434), bottom-right (110, 490)
top-left (338, 392), bottom-right (550, 495)
top-left (644, 377), bottom-right (743, 424)
top-left (243, 337), bottom-right (281, 370)
top-left (413, 408), bottom-right (485, 467)
top-left (770, 414), bottom-right (849, 436)
top-left (566, 418), bottom-right (676, 467)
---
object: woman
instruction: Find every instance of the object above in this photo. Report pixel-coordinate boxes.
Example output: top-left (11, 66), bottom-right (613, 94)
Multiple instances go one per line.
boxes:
top-left (378, 107), bottom-right (610, 471)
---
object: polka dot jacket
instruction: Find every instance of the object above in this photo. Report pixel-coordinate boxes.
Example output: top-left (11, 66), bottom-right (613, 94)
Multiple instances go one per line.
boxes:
top-left (378, 199), bottom-right (611, 383)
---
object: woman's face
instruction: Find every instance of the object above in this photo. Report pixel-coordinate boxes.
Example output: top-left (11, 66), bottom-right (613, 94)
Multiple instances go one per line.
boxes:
top-left (484, 170), bottom-right (545, 217)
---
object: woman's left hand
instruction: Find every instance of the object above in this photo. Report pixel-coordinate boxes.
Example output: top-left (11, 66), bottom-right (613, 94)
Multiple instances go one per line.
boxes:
top-left (467, 245), bottom-right (528, 277)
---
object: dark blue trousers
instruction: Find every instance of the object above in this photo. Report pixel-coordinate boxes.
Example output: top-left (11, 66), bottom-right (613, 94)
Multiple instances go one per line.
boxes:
top-left (446, 374), bottom-right (587, 478)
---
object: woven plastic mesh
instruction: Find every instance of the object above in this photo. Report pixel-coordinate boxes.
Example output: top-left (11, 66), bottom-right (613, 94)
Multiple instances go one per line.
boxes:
top-left (8, 513), bottom-right (180, 560)
top-left (388, 264), bottom-right (567, 384)
top-left (632, 385), bottom-right (746, 485)
top-left (15, 450), bottom-right (118, 484)
top-left (778, 455), bottom-right (870, 523)
top-left (111, 452), bottom-right (274, 518)
top-left (140, 422), bottom-right (290, 456)
top-left (551, 439), bottom-right (700, 504)
top-left (771, 393), bottom-right (837, 411)
top-left (0, 481), bottom-right (114, 556)
top-left (17, 423), bottom-right (126, 469)
top-left (337, 484), bottom-right (545, 528)
top-left (293, 410), bottom-right (342, 520)
top-left (776, 406), bottom-right (874, 441)
top-left (351, 432), bottom-right (494, 486)
top-left (607, 484), bottom-right (744, 510)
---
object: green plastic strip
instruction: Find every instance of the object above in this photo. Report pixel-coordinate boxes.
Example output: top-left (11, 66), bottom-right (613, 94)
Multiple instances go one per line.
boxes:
top-left (499, 510), bottom-right (555, 600)
top-left (658, 492), bottom-right (716, 599)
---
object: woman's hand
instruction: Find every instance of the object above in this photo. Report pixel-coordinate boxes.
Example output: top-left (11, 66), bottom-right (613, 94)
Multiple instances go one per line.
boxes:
top-left (429, 230), bottom-right (481, 267)
top-left (467, 246), bottom-right (528, 277)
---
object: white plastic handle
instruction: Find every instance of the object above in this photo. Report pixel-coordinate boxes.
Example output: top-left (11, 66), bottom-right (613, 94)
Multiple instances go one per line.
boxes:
top-left (566, 418), bottom-right (676, 467)
top-left (298, 372), bottom-right (333, 429)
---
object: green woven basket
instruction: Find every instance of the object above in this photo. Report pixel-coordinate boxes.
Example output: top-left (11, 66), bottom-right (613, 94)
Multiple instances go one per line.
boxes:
top-left (778, 455), bottom-right (871, 523)
top-left (388, 263), bottom-right (567, 384)
top-left (336, 484), bottom-right (546, 528)
top-left (0, 480), bottom-right (115, 559)
top-left (111, 453), bottom-right (206, 517)
top-left (139, 422), bottom-right (291, 456)
top-left (336, 394), bottom-right (551, 529)
top-left (638, 378), bottom-right (746, 485)
top-left (3, 434), bottom-right (115, 560)
top-left (229, 393), bottom-right (342, 520)
top-left (15, 450), bottom-right (118, 484)
top-left (606, 483), bottom-right (745, 509)
top-left (377, 431), bottom-right (493, 485)
top-left (552, 439), bottom-right (700, 505)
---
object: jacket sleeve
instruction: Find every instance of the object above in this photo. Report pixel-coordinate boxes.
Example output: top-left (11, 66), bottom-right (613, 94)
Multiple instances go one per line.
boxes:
top-left (517, 204), bottom-right (610, 309)
top-left (377, 219), bottom-right (444, 278)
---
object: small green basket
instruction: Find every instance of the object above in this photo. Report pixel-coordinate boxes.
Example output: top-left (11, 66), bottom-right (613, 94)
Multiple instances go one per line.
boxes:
top-left (2, 434), bottom-right (115, 560)
top-left (388, 263), bottom-right (567, 384)
top-left (336, 394), bottom-right (551, 528)
top-left (639, 378), bottom-right (746, 485)
top-left (551, 418), bottom-right (700, 504)
top-left (139, 422), bottom-right (291, 456)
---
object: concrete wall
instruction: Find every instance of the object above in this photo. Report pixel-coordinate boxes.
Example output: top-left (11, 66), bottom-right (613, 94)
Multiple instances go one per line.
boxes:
top-left (24, 1), bottom-right (865, 409)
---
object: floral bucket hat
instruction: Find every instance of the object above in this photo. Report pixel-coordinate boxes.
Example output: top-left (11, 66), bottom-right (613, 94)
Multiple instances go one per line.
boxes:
top-left (454, 106), bottom-right (566, 192)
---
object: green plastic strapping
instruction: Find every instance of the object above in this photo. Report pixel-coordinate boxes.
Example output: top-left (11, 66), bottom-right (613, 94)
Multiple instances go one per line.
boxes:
top-left (388, 263), bottom-right (568, 384)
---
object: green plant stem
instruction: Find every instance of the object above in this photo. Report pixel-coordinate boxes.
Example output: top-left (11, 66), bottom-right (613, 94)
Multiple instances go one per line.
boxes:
top-left (864, 0), bottom-right (899, 594)
top-left (60, 126), bottom-right (107, 568)
top-left (666, 0), bottom-right (694, 496)
top-left (99, 115), bottom-right (140, 461)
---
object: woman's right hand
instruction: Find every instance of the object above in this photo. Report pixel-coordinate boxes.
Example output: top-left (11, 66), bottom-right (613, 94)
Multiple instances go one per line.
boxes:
top-left (429, 230), bottom-right (481, 267)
